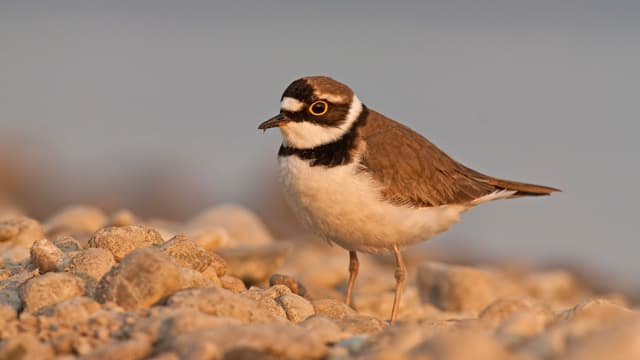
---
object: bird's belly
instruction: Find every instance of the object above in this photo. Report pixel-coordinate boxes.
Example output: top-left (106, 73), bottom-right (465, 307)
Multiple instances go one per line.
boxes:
top-left (278, 156), bottom-right (466, 254)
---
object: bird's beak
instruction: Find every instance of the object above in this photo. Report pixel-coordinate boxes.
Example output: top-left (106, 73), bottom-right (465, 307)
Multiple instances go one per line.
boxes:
top-left (258, 113), bottom-right (289, 131)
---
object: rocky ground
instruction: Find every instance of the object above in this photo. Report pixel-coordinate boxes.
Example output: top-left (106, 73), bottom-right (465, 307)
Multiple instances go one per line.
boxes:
top-left (0, 204), bottom-right (637, 360)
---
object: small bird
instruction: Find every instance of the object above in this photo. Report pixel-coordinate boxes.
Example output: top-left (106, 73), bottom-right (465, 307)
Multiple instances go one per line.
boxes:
top-left (259, 76), bottom-right (559, 322)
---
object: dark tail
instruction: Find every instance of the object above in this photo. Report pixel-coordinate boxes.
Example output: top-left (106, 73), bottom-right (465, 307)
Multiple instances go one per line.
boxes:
top-left (461, 164), bottom-right (561, 197)
top-left (484, 177), bottom-right (561, 197)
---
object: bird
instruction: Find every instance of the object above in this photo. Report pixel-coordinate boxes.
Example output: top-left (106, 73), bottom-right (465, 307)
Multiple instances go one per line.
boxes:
top-left (258, 76), bottom-right (559, 322)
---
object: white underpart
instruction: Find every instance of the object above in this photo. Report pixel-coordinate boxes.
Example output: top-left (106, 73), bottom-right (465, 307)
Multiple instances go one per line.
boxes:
top-left (280, 97), bottom-right (305, 112)
top-left (279, 154), bottom-right (468, 254)
top-left (279, 95), bottom-right (363, 149)
top-left (470, 189), bottom-right (517, 205)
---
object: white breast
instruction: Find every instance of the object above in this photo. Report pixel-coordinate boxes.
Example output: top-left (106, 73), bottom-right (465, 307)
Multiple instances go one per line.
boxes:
top-left (278, 155), bottom-right (468, 254)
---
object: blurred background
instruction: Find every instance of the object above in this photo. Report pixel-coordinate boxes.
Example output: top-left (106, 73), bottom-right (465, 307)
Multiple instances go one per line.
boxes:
top-left (0, 1), bottom-right (638, 290)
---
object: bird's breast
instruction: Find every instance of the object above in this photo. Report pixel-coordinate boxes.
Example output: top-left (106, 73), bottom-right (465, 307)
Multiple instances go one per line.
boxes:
top-left (277, 155), bottom-right (466, 253)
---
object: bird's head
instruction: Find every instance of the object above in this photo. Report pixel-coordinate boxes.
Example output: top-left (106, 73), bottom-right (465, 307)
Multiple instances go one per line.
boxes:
top-left (259, 76), bottom-right (364, 149)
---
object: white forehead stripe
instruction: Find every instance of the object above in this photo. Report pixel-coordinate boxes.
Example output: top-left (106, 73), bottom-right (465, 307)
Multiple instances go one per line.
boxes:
top-left (279, 95), bottom-right (363, 149)
top-left (281, 97), bottom-right (305, 112)
top-left (315, 92), bottom-right (348, 104)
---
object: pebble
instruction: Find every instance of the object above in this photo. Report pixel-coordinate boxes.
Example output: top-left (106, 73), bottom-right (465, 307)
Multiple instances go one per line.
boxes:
top-left (311, 298), bottom-right (357, 320)
top-left (44, 205), bottom-right (107, 239)
top-left (0, 333), bottom-right (55, 360)
top-left (187, 204), bottom-right (274, 245)
top-left (417, 261), bottom-right (525, 313)
top-left (35, 297), bottom-right (101, 324)
top-left (88, 225), bottom-right (164, 261)
top-left (30, 238), bottom-right (67, 273)
top-left (217, 242), bottom-right (292, 285)
top-left (64, 248), bottom-right (115, 281)
top-left (157, 234), bottom-right (214, 272)
top-left (165, 323), bottom-right (327, 360)
top-left (275, 292), bottom-right (315, 323)
top-left (270, 273), bottom-right (309, 298)
top-left (94, 248), bottom-right (183, 309)
top-left (0, 217), bottom-right (44, 247)
top-left (81, 333), bottom-right (152, 360)
top-left (52, 235), bottom-right (83, 252)
top-left (188, 227), bottom-right (232, 251)
top-left (20, 272), bottom-right (86, 312)
top-left (167, 287), bottom-right (280, 323)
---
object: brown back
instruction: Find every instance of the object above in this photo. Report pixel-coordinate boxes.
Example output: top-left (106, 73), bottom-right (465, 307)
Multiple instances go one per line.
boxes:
top-left (358, 110), bottom-right (559, 207)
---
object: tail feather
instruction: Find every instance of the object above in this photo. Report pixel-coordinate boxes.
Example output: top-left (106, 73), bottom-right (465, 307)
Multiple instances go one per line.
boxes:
top-left (484, 178), bottom-right (561, 197)
top-left (459, 164), bottom-right (560, 197)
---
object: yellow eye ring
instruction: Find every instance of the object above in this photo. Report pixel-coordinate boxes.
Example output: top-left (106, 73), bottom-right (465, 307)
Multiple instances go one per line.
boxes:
top-left (308, 101), bottom-right (328, 116)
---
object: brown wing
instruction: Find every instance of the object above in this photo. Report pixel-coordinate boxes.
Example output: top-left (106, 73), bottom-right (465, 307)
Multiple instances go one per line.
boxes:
top-left (358, 110), bottom-right (559, 207)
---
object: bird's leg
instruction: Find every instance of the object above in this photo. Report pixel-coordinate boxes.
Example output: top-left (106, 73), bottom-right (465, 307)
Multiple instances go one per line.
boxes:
top-left (390, 245), bottom-right (407, 323)
top-left (345, 251), bottom-right (359, 306)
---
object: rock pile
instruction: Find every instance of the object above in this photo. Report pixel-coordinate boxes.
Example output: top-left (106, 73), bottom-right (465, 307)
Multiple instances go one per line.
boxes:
top-left (0, 204), bottom-right (636, 360)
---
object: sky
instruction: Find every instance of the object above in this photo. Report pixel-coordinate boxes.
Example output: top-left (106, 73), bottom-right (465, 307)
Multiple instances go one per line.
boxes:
top-left (1, 1), bottom-right (639, 288)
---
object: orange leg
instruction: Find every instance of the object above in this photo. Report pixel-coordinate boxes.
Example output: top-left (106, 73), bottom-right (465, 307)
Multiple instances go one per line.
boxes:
top-left (345, 251), bottom-right (359, 306)
top-left (390, 245), bottom-right (407, 323)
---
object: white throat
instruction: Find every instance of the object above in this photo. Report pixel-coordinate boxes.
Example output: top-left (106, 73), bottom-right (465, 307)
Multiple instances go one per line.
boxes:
top-left (279, 95), bottom-right (363, 149)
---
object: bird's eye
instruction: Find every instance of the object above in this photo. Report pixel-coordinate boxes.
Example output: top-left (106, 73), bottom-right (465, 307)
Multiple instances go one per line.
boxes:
top-left (308, 101), bottom-right (328, 116)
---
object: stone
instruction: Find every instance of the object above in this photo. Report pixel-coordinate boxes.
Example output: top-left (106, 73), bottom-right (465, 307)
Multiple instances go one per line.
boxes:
top-left (562, 319), bottom-right (640, 360)
top-left (480, 297), bottom-right (552, 324)
top-left (0, 245), bottom-right (31, 267)
top-left (157, 234), bottom-right (214, 272)
top-left (301, 316), bottom-right (349, 343)
top-left (0, 288), bottom-right (24, 314)
top-left (94, 248), bottom-right (183, 310)
top-left (187, 204), bottom-right (274, 245)
top-left (200, 266), bottom-right (222, 287)
top-left (208, 253), bottom-right (229, 277)
top-left (270, 273), bottom-right (309, 298)
top-left (88, 225), bottom-right (164, 261)
top-left (311, 298), bottom-right (357, 320)
top-left (0, 303), bottom-right (17, 321)
top-left (0, 333), bottom-right (55, 360)
top-left (350, 321), bottom-right (453, 359)
top-left (524, 270), bottom-right (587, 306)
top-left (165, 323), bottom-right (326, 360)
top-left (167, 287), bottom-right (279, 323)
top-left (52, 235), bottom-right (83, 252)
top-left (44, 205), bottom-right (107, 238)
top-left (20, 272), bottom-right (85, 312)
top-left (35, 296), bottom-right (101, 324)
top-left (219, 275), bottom-right (246, 293)
top-left (409, 329), bottom-right (516, 360)
top-left (333, 315), bottom-right (386, 335)
top-left (520, 300), bottom-right (636, 358)
top-left (217, 242), bottom-right (292, 285)
top-left (64, 248), bottom-right (115, 281)
top-left (81, 333), bottom-right (152, 360)
top-left (148, 354), bottom-right (180, 360)
top-left (30, 238), bottom-right (67, 273)
top-left (354, 286), bottom-right (423, 321)
top-left (496, 309), bottom-right (556, 343)
top-left (562, 298), bottom-right (633, 324)
top-left (189, 227), bottom-right (232, 251)
top-left (242, 286), bottom-right (289, 319)
top-left (134, 308), bottom-right (241, 344)
top-left (417, 261), bottom-right (524, 313)
top-left (0, 217), bottom-right (44, 247)
top-left (106, 209), bottom-right (137, 227)
top-left (275, 292), bottom-right (315, 323)
top-left (179, 267), bottom-right (218, 288)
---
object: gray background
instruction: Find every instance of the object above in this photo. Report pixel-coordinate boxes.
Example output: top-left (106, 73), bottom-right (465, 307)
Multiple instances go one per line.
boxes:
top-left (1, 1), bottom-right (638, 289)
